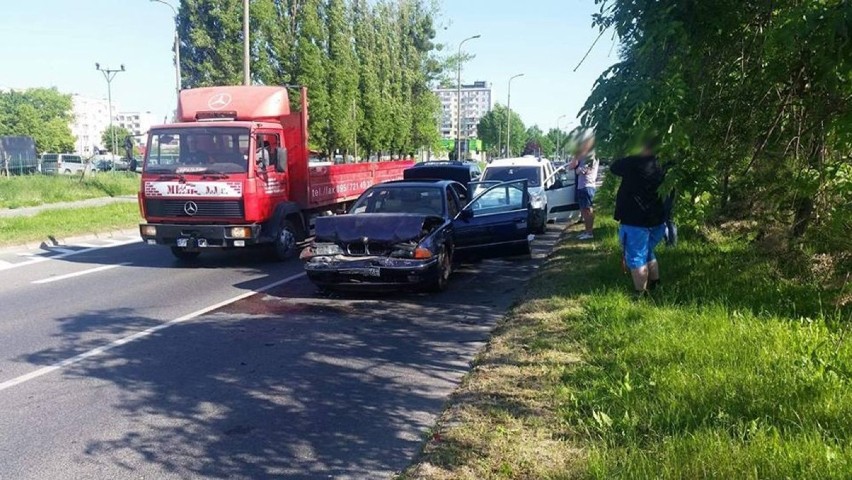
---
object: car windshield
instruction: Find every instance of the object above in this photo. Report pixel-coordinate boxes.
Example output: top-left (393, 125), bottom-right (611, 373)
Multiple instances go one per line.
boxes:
top-left (350, 186), bottom-right (445, 216)
top-left (482, 166), bottom-right (541, 187)
top-left (144, 127), bottom-right (251, 174)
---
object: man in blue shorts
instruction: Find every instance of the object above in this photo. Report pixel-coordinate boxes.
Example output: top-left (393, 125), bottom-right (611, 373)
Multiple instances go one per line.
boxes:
top-left (610, 138), bottom-right (666, 298)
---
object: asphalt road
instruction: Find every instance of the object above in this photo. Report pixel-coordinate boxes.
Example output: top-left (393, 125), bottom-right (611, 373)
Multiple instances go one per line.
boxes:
top-left (0, 224), bottom-right (566, 479)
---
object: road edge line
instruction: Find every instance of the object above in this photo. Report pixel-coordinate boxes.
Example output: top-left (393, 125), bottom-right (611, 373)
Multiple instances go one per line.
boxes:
top-left (0, 272), bottom-right (306, 393)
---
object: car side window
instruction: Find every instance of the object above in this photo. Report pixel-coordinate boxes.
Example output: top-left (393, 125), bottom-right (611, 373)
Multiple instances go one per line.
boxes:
top-left (471, 183), bottom-right (525, 215)
top-left (446, 187), bottom-right (460, 217)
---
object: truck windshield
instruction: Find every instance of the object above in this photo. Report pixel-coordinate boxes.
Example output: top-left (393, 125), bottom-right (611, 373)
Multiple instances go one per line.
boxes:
top-left (145, 127), bottom-right (251, 174)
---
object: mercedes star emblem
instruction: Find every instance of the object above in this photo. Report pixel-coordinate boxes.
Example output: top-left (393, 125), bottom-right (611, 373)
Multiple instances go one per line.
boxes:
top-left (184, 201), bottom-right (199, 216)
top-left (207, 92), bottom-right (232, 110)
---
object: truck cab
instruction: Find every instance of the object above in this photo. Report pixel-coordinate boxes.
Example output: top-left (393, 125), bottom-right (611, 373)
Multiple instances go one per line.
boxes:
top-left (138, 86), bottom-right (413, 260)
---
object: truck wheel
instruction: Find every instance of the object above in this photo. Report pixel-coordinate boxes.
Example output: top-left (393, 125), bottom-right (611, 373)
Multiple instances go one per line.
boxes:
top-left (170, 246), bottom-right (200, 261)
top-left (273, 219), bottom-right (302, 261)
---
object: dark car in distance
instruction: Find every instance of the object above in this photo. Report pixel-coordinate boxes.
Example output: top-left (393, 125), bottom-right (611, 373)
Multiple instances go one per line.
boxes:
top-left (402, 161), bottom-right (482, 200)
top-left (302, 179), bottom-right (532, 292)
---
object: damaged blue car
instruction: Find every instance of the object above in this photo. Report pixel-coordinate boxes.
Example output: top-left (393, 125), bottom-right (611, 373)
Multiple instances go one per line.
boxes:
top-left (301, 179), bottom-right (532, 292)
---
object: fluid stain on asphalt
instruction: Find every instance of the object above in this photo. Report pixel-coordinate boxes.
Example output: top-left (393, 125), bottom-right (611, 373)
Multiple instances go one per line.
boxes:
top-left (219, 293), bottom-right (357, 317)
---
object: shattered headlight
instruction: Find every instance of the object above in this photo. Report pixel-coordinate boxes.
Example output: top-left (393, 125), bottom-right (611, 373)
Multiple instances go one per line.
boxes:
top-left (313, 243), bottom-right (343, 256)
top-left (529, 190), bottom-right (546, 209)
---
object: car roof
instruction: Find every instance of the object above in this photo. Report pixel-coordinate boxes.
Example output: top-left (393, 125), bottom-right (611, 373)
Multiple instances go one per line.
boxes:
top-left (486, 155), bottom-right (550, 168)
top-left (412, 160), bottom-right (478, 167)
top-left (377, 179), bottom-right (461, 188)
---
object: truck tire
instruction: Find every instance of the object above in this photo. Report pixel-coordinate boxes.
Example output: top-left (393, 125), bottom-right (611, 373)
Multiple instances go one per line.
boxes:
top-left (170, 246), bottom-right (200, 261)
top-left (272, 219), bottom-right (303, 261)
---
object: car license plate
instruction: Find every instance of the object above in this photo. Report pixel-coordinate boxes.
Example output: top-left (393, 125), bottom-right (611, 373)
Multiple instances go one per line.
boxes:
top-left (341, 267), bottom-right (381, 277)
top-left (177, 238), bottom-right (188, 247)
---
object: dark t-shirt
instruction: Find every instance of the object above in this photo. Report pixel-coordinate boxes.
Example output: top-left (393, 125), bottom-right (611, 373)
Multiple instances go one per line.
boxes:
top-left (610, 155), bottom-right (666, 227)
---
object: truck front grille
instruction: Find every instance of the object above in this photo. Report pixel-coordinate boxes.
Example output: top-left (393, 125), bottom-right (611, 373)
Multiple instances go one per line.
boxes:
top-left (145, 199), bottom-right (244, 218)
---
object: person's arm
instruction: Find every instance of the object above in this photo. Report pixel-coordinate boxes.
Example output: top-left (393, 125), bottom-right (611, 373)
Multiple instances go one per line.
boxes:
top-left (610, 156), bottom-right (630, 177)
top-left (567, 157), bottom-right (580, 170)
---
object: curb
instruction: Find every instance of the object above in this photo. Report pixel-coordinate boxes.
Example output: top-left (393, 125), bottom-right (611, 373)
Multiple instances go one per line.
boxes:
top-left (0, 228), bottom-right (140, 254)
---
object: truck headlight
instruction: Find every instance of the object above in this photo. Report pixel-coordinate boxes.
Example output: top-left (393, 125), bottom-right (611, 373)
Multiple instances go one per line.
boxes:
top-left (141, 225), bottom-right (157, 236)
top-left (313, 243), bottom-right (343, 256)
top-left (229, 227), bottom-right (252, 238)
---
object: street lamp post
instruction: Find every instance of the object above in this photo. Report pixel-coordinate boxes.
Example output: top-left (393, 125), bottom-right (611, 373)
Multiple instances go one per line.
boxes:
top-left (556, 114), bottom-right (567, 161)
top-left (505, 73), bottom-right (524, 157)
top-left (456, 34), bottom-right (480, 161)
top-left (150, 0), bottom-right (181, 101)
top-left (243, 0), bottom-right (250, 85)
top-left (95, 63), bottom-right (125, 157)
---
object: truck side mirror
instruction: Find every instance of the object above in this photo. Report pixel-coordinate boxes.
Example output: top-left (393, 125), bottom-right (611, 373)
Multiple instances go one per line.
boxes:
top-left (276, 147), bottom-right (288, 173)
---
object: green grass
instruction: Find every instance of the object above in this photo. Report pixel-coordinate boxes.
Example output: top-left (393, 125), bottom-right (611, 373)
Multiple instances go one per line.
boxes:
top-left (401, 218), bottom-right (851, 479)
top-left (0, 172), bottom-right (140, 209)
top-left (0, 202), bottom-right (141, 245)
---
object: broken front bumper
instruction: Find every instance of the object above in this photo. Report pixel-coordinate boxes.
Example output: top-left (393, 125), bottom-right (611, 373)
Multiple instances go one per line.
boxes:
top-left (304, 255), bottom-right (440, 289)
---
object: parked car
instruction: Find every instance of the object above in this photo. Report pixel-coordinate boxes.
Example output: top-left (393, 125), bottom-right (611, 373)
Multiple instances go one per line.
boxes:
top-left (302, 178), bottom-right (532, 292)
top-left (91, 154), bottom-right (132, 172)
top-left (40, 153), bottom-right (93, 175)
top-left (402, 160), bottom-right (482, 200)
top-left (481, 155), bottom-right (578, 233)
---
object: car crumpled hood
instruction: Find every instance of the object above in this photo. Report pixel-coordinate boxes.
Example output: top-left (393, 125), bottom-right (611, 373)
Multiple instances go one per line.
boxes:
top-left (314, 214), bottom-right (444, 244)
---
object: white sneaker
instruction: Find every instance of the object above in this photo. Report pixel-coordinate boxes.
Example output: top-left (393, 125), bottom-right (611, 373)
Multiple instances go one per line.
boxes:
top-left (577, 232), bottom-right (594, 240)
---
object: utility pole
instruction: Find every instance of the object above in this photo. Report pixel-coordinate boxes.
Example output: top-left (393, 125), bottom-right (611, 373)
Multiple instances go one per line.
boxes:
top-left (556, 114), bottom-right (567, 161)
top-left (456, 34), bottom-right (480, 161)
top-left (243, 0), bottom-right (250, 85)
top-left (95, 63), bottom-right (125, 158)
top-left (505, 73), bottom-right (524, 157)
top-left (150, 0), bottom-right (181, 101)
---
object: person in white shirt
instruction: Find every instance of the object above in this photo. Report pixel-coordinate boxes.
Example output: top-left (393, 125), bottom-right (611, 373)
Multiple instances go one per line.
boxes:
top-left (568, 132), bottom-right (599, 240)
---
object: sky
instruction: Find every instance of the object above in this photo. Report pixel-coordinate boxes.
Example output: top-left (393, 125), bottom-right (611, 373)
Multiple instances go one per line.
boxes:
top-left (0, 0), bottom-right (617, 131)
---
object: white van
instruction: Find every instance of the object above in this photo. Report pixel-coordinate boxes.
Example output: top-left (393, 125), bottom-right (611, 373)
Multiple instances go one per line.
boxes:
top-left (481, 156), bottom-right (578, 233)
top-left (40, 153), bottom-right (94, 175)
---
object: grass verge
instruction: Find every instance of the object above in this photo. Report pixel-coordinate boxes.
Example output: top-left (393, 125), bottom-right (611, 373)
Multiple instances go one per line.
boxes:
top-left (400, 218), bottom-right (851, 479)
top-left (0, 172), bottom-right (140, 209)
top-left (0, 202), bottom-right (141, 246)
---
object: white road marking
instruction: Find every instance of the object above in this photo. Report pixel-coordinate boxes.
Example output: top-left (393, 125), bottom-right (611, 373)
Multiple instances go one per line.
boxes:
top-left (0, 272), bottom-right (307, 393)
top-left (0, 260), bottom-right (11, 267)
top-left (47, 247), bottom-right (77, 255)
top-left (0, 238), bottom-right (139, 273)
top-left (32, 263), bottom-right (131, 285)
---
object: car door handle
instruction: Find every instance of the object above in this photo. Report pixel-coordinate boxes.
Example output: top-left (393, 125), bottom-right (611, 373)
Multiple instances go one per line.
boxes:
top-left (515, 217), bottom-right (526, 224)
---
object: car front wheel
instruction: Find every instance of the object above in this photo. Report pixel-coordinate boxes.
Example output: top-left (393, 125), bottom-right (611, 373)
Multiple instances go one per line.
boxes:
top-left (427, 247), bottom-right (452, 292)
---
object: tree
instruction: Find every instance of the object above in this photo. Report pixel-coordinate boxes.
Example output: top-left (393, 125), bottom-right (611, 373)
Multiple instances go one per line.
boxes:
top-left (101, 125), bottom-right (133, 154)
top-left (177, 0), bottom-right (245, 87)
top-left (0, 88), bottom-right (75, 154)
top-left (294, 0), bottom-right (331, 152)
top-left (325, 0), bottom-right (359, 155)
top-left (581, 0), bottom-right (852, 249)
top-left (476, 104), bottom-right (525, 158)
top-left (523, 125), bottom-right (554, 158)
top-left (176, 0), bottom-right (446, 157)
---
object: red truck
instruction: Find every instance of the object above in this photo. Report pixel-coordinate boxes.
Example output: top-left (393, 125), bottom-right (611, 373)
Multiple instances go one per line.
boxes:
top-left (138, 86), bottom-right (413, 260)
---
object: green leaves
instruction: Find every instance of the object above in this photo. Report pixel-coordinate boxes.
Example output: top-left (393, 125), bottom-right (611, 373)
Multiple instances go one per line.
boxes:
top-left (581, 0), bottom-right (852, 246)
top-left (0, 88), bottom-right (74, 154)
top-left (176, 0), bottom-right (442, 157)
